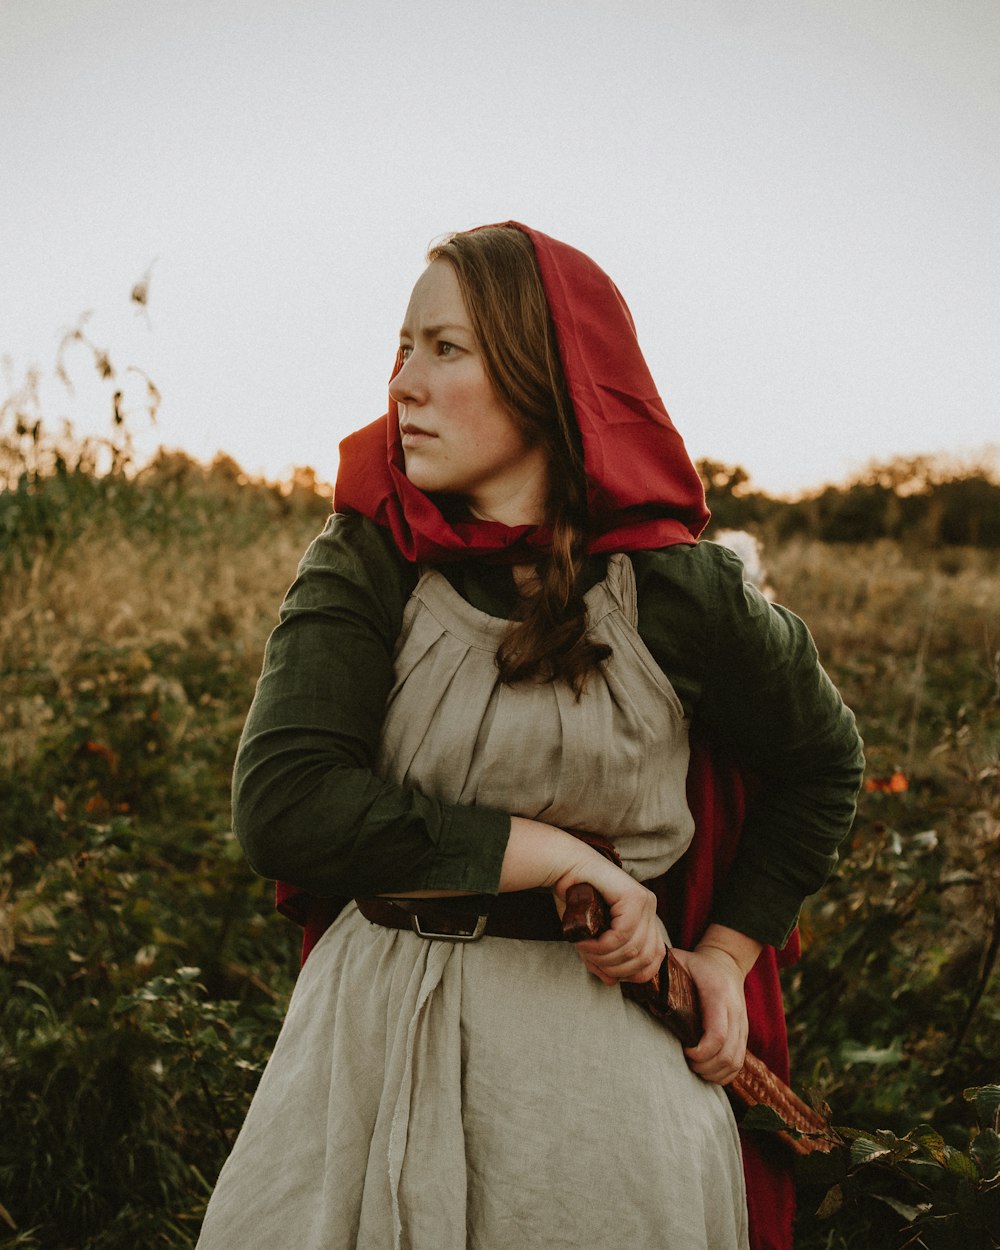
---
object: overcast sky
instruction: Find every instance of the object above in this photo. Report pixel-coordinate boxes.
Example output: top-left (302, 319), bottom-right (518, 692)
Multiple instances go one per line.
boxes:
top-left (1, 0), bottom-right (997, 496)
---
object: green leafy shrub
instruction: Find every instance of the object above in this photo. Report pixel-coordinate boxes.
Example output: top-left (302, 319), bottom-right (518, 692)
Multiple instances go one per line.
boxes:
top-left (746, 1086), bottom-right (1000, 1247)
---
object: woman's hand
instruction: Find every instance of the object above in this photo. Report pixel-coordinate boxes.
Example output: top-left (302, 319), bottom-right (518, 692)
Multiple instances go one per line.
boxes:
top-left (669, 925), bottom-right (762, 1085)
top-left (497, 817), bottom-right (664, 985)
top-left (498, 820), bottom-right (762, 1083)
top-left (555, 857), bottom-right (665, 986)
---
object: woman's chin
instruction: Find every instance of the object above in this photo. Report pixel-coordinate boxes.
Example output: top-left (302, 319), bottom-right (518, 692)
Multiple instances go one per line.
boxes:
top-left (403, 460), bottom-right (459, 499)
top-left (404, 469), bottom-right (444, 495)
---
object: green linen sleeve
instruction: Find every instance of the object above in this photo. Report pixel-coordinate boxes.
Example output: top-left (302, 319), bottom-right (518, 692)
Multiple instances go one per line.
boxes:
top-left (637, 543), bottom-right (865, 948)
top-left (232, 513), bottom-right (511, 898)
top-left (701, 547), bottom-right (864, 945)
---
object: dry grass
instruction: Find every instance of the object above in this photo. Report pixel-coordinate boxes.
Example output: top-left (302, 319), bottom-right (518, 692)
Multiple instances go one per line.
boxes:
top-left (767, 539), bottom-right (999, 776)
top-left (1, 510), bottom-right (323, 771)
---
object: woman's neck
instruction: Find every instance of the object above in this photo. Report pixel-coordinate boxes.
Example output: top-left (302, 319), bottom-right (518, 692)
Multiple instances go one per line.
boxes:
top-left (465, 457), bottom-right (550, 529)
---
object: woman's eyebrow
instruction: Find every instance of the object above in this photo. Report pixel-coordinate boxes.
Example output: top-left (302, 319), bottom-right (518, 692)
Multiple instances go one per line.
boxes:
top-left (399, 322), bottom-right (469, 340)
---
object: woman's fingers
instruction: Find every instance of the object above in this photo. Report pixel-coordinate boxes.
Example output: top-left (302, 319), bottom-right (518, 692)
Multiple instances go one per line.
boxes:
top-left (580, 950), bottom-right (663, 985)
top-left (577, 945), bottom-right (664, 984)
top-left (569, 880), bottom-right (664, 984)
top-left (578, 930), bottom-right (663, 972)
top-left (553, 855), bottom-right (669, 985)
top-left (671, 946), bottom-right (750, 1084)
top-left (685, 1014), bottom-right (748, 1084)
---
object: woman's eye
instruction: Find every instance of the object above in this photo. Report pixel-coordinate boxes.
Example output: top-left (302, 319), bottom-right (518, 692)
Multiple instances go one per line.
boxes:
top-left (399, 345), bottom-right (413, 360)
top-left (438, 341), bottom-right (456, 357)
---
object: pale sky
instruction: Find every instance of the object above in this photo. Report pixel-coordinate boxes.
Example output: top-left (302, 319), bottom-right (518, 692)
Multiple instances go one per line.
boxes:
top-left (1, 0), bottom-right (997, 497)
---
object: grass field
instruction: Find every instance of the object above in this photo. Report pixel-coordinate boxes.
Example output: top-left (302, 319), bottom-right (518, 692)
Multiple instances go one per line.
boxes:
top-left (1, 474), bottom-right (997, 1247)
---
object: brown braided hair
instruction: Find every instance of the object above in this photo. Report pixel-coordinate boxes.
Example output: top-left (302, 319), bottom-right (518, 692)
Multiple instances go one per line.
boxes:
top-left (427, 226), bottom-right (611, 696)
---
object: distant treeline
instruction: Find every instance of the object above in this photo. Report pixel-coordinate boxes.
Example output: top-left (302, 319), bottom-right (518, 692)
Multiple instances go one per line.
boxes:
top-left (698, 456), bottom-right (1000, 547)
top-left (3, 298), bottom-right (998, 551)
top-left (2, 362), bottom-right (998, 552)
top-left (4, 444), bottom-right (999, 557)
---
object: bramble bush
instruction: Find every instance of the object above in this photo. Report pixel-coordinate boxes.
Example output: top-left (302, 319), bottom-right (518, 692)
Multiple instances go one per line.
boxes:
top-left (764, 539), bottom-right (999, 1247)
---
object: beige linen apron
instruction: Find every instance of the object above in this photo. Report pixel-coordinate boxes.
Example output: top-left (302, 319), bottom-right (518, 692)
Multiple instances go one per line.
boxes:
top-left (197, 555), bottom-right (749, 1250)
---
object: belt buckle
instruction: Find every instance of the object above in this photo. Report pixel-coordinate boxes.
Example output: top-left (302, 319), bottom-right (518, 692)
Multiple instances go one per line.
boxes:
top-left (410, 912), bottom-right (488, 942)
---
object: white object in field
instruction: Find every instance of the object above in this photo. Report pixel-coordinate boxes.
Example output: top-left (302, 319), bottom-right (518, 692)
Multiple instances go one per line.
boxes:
top-left (713, 529), bottom-right (775, 601)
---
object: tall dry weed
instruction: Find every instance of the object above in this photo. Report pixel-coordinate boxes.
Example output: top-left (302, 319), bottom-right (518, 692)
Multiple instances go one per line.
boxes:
top-left (767, 539), bottom-right (999, 766)
top-left (1, 510), bottom-right (321, 767)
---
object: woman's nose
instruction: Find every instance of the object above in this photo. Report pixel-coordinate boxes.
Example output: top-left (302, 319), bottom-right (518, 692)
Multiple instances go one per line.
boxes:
top-left (388, 351), bottom-right (423, 405)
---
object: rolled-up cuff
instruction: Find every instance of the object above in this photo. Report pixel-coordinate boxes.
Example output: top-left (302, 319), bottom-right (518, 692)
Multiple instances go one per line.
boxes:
top-left (710, 872), bottom-right (803, 949)
top-left (418, 805), bottom-right (512, 895)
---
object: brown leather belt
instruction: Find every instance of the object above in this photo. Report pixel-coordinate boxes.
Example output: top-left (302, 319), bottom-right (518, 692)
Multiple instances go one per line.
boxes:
top-left (355, 892), bottom-right (564, 943)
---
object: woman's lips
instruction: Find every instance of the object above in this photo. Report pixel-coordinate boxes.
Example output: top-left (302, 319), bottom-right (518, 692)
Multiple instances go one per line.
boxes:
top-left (400, 423), bottom-right (436, 448)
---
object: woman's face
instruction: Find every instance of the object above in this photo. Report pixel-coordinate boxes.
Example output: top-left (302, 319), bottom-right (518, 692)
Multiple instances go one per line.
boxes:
top-left (390, 259), bottom-right (550, 526)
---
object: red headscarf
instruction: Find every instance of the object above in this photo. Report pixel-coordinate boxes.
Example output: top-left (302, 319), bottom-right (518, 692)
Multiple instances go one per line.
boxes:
top-left (333, 221), bottom-right (709, 559)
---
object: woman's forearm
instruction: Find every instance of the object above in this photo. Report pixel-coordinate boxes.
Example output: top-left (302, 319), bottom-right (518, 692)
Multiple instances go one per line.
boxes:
top-left (384, 817), bottom-right (605, 898)
top-left (497, 817), bottom-right (605, 892)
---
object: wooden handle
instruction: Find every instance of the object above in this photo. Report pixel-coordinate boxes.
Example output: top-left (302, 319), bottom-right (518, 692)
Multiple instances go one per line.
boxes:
top-left (561, 882), bottom-right (609, 942)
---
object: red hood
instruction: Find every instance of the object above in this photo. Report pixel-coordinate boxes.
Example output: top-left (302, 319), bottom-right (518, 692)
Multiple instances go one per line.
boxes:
top-left (334, 221), bottom-right (709, 561)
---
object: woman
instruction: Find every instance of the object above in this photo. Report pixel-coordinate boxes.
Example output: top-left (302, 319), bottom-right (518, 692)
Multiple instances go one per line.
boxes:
top-left (197, 223), bottom-right (864, 1250)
